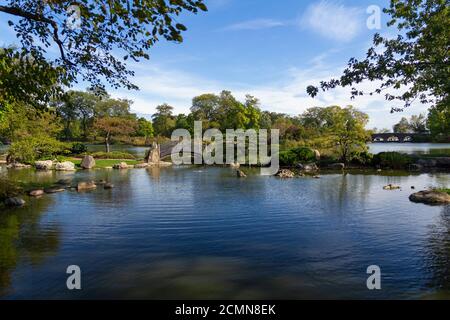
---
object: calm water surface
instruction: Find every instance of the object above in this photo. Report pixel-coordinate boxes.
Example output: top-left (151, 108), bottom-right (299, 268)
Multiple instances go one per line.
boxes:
top-left (0, 165), bottom-right (449, 299)
top-left (369, 143), bottom-right (450, 155)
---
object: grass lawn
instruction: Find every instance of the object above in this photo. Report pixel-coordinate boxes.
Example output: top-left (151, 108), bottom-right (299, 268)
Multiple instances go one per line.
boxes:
top-left (62, 157), bottom-right (141, 168)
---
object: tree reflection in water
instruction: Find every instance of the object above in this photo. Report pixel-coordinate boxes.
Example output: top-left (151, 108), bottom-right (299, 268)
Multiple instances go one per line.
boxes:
top-left (0, 197), bottom-right (60, 296)
top-left (426, 205), bottom-right (450, 298)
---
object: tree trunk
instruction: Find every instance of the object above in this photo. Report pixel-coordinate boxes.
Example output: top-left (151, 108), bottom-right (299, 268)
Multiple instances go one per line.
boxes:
top-left (105, 132), bottom-right (110, 153)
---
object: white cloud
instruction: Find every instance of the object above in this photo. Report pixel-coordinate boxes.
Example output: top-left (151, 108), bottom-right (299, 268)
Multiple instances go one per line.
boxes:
top-left (113, 60), bottom-right (430, 130)
top-left (299, 0), bottom-right (364, 42)
top-left (221, 19), bottom-right (287, 31)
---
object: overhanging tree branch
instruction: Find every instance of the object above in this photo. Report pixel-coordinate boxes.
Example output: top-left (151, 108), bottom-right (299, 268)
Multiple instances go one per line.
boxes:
top-left (0, 5), bottom-right (67, 62)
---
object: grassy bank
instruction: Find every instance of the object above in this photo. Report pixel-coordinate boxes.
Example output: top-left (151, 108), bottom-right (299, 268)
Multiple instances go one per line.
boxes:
top-left (62, 157), bottom-right (141, 168)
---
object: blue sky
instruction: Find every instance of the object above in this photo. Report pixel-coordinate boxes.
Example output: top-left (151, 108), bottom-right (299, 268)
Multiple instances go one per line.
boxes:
top-left (0, 0), bottom-right (431, 129)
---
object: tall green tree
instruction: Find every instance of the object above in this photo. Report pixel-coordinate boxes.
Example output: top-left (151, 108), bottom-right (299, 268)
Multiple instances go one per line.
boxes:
top-left (393, 117), bottom-right (411, 133)
top-left (307, 0), bottom-right (449, 112)
top-left (152, 103), bottom-right (175, 137)
top-left (136, 117), bottom-right (154, 145)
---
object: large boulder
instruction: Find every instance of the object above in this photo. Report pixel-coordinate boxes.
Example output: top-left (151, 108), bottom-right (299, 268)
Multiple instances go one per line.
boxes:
top-left (55, 161), bottom-right (75, 171)
top-left (35, 160), bottom-right (53, 170)
top-left (80, 155), bottom-right (96, 169)
top-left (276, 169), bottom-right (295, 179)
top-left (134, 163), bottom-right (149, 169)
top-left (77, 181), bottom-right (97, 191)
top-left (409, 191), bottom-right (450, 205)
top-left (4, 197), bottom-right (25, 207)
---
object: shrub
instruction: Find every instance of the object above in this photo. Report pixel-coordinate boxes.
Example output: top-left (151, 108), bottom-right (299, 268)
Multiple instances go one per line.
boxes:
top-left (279, 147), bottom-right (316, 166)
top-left (71, 142), bottom-right (88, 155)
top-left (351, 151), bottom-right (374, 165)
top-left (8, 136), bottom-right (70, 164)
top-left (373, 152), bottom-right (413, 169)
top-left (90, 151), bottom-right (136, 159)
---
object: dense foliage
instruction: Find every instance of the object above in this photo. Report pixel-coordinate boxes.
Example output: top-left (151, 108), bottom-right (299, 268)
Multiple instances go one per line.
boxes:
top-left (308, 0), bottom-right (449, 113)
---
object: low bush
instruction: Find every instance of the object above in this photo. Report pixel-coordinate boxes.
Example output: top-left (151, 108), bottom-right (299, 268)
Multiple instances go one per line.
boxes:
top-left (7, 136), bottom-right (70, 164)
top-left (70, 142), bottom-right (88, 155)
top-left (373, 152), bottom-right (413, 169)
top-left (351, 151), bottom-right (374, 165)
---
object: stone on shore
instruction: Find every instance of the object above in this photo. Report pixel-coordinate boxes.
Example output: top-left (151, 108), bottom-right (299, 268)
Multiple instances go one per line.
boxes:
top-left (35, 160), bottom-right (53, 170)
top-left (29, 189), bottom-right (45, 197)
top-left (303, 163), bottom-right (319, 172)
top-left (4, 197), bottom-right (25, 207)
top-left (236, 170), bottom-right (247, 178)
top-left (383, 184), bottom-right (401, 190)
top-left (134, 163), bottom-right (149, 169)
top-left (80, 155), bottom-right (96, 169)
top-left (409, 190), bottom-right (450, 205)
top-left (147, 161), bottom-right (172, 167)
top-left (113, 162), bottom-right (131, 169)
top-left (77, 181), bottom-right (97, 191)
top-left (7, 163), bottom-right (31, 169)
top-left (276, 169), bottom-right (295, 179)
top-left (329, 163), bottom-right (345, 170)
top-left (55, 161), bottom-right (75, 171)
top-left (44, 187), bottom-right (65, 194)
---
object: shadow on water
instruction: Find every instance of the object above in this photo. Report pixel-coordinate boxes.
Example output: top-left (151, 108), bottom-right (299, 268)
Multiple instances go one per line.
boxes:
top-left (0, 197), bottom-right (61, 296)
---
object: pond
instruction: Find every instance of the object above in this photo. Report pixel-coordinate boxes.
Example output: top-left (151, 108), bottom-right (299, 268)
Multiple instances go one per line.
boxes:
top-left (0, 166), bottom-right (449, 299)
top-left (369, 143), bottom-right (450, 155)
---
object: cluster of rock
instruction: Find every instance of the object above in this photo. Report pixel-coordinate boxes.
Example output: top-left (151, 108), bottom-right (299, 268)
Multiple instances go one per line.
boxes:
top-left (276, 169), bottom-right (295, 179)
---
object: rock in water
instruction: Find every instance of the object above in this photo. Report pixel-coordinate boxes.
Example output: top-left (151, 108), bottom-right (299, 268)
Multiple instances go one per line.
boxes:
top-left (29, 190), bottom-right (45, 197)
top-left (276, 169), bottom-right (295, 179)
top-left (35, 160), bottom-right (53, 170)
top-left (5, 197), bottom-right (25, 207)
top-left (81, 155), bottom-right (96, 169)
top-left (236, 170), bottom-right (247, 178)
top-left (383, 184), bottom-right (401, 190)
top-left (104, 183), bottom-right (114, 189)
top-left (409, 191), bottom-right (450, 205)
top-left (55, 161), bottom-right (75, 171)
top-left (77, 181), bottom-right (97, 191)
